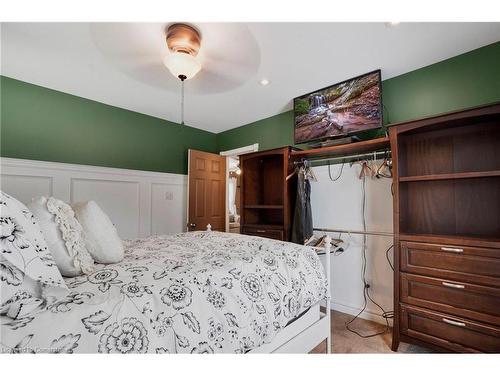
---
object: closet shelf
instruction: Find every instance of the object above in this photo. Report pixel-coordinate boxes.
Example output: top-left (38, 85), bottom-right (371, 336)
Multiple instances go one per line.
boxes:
top-left (244, 205), bottom-right (284, 209)
top-left (291, 137), bottom-right (390, 159)
top-left (399, 170), bottom-right (500, 182)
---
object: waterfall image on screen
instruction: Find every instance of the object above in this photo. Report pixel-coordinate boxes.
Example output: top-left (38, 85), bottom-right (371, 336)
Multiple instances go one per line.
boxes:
top-left (294, 70), bottom-right (382, 144)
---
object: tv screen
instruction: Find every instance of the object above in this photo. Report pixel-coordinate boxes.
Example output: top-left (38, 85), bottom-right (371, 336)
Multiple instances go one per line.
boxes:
top-left (294, 70), bottom-right (382, 144)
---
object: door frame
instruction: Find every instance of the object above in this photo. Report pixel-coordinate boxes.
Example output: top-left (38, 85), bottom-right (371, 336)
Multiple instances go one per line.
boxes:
top-left (219, 143), bottom-right (259, 232)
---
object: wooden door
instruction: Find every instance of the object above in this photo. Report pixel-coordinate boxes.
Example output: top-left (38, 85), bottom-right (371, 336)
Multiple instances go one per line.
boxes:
top-left (187, 149), bottom-right (226, 232)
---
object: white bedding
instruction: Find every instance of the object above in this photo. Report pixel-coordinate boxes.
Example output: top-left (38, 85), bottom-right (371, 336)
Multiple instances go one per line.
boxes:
top-left (1, 231), bottom-right (327, 353)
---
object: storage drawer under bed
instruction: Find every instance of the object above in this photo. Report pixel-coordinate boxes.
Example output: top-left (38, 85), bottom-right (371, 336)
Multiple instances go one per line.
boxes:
top-left (400, 304), bottom-right (500, 353)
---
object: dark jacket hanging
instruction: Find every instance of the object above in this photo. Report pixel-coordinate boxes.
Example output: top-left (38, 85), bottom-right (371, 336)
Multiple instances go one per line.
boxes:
top-left (292, 167), bottom-right (313, 244)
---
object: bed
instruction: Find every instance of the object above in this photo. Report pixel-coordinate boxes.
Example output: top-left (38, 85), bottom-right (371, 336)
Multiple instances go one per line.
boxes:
top-left (1, 230), bottom-right (332, 354)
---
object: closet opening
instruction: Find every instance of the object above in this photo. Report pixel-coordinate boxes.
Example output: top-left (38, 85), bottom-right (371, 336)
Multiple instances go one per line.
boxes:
top-left (220, 143), bottom-right (259, 233)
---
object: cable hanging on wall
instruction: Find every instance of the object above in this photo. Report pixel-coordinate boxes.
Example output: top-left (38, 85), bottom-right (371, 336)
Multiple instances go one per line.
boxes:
top-left (327, 159), bottom-right (345, 182)
top-left (344, 175), bottom-right (394, 338)
top-left (311, 148), bottom-right (395, 338)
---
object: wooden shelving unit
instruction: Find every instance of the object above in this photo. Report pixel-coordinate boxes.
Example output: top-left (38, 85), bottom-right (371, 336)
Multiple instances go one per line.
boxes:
top-left (240, 147), bottom-right (295, 241)
top-left (390, 101), bottom-right (500, 354)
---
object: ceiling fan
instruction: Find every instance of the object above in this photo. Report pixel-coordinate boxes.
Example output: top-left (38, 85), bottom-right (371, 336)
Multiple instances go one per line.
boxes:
top-left (89, 22), bottom-right (261, 124)
top-left (163, 23), bottom-right (202, 124)
top-left (90, 23), bottom-right (261, 94)
top-left (163, 23), bottom-right (202, 81)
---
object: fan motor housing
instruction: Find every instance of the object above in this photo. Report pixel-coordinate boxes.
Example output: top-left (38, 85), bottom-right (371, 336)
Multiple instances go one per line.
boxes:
top-left (166, 23), bottom-right (201, 56)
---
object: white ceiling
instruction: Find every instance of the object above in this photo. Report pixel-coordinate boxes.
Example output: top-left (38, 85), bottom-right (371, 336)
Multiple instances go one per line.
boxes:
top-left (1, 23), bottom-right (499, 133)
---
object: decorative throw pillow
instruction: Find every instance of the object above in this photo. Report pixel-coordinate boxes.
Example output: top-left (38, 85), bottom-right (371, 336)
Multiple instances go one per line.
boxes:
top-left (27, 196), bottom-right (95, 277)
top-left (72, 200), bottom-right (124, 264)
top-left (0, 191), bottom-right (69, 319)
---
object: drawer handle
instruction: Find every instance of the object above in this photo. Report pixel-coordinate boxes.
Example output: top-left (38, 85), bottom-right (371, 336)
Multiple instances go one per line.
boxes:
top-left (442, 318), bottom-right (466, 327)
top-left (256, 230), bottom-right (266, 233)
top-left (441, 247), bottom-right (464, 253)
top-left (442, 282), bottom-right (465, 289)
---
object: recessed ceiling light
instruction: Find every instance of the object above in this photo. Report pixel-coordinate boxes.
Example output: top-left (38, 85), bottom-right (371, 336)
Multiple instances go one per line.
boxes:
top-left (259, 78), bottom-right (270, 86)
top-left (385, 22), bottom-right (400, 27)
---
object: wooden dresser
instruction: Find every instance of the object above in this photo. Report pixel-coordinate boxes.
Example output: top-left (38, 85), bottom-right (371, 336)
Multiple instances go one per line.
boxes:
top-left (390, 102), bottom-right (500, 353)
top-left (240, 146), bottom-right (296, 241)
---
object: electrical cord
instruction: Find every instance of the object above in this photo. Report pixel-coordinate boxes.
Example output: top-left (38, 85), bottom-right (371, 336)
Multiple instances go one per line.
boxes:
top-left (385, 244), bottom-right (394, 271)
top-left (327, 160), bottom-right (345, 182)
top-left (382, 103), bottom-right (391, 135)
top-left (345, 175), bottom-right (394, 338)
top-left (325, 160), bottom-right (395, 335)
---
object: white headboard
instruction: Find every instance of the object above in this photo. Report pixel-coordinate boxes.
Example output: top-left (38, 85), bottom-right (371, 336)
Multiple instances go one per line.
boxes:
top-left (0, 157), bottom-right (187, 239)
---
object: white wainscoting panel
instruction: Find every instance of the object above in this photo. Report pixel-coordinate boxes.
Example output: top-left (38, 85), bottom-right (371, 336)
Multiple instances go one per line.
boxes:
top-left (1, 175), bottom-right (54, 204)
top-left (151, 182), bottom-right (187, 235)
top-left (70, 178), bottom-right (141, 239)
top-left (0, 157), bottom-right (187, 239)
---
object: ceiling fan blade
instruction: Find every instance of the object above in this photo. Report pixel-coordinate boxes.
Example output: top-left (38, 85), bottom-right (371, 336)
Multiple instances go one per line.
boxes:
top-left (90, 22), bottom-right (261, 94)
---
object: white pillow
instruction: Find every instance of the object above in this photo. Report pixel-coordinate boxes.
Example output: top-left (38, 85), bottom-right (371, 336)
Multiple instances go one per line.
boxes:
top-left (72, 201), bottom-right (124, 264)
top-left (27, 197), bottom-right (95, 277)
top-left (0, 191), bottom-right (69, 319)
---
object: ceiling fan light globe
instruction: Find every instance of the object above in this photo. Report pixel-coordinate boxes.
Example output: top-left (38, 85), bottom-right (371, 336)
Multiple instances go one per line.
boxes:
top-left (164, 52), bottom-right (201, 80)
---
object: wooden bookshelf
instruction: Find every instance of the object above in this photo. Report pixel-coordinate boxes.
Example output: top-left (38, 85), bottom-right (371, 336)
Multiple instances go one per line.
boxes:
top-left (240, 147), bottom-right (295, 241)
top-left (390, 101), bottom-right (500, 354)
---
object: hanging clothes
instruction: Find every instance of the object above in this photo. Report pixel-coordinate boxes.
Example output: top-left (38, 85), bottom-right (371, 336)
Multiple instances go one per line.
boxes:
top-left (292, 165), bottom-right (314, 244)
top-left (228, 176), bottom-right (237, 216)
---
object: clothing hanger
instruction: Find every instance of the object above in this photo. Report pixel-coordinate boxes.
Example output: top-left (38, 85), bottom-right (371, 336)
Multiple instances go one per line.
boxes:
top-left (288, 158), bottom-right (305, 181)
top-left (375, 151), bottom-right (392, 179)
top-left (301, 159), bottom-right (318, 182)
top-left (376, 159), bottom-right (392, 178)
top-left (351, 159), bottom-right (374, 179)
top-left (286, 170), bottom-right (297, 181)
top-left (306, 161), bottom-right (318, 182)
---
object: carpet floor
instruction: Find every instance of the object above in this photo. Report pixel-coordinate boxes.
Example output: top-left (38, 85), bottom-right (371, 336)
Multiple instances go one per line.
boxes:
top-left (310, 310), bottom-right (433, 354)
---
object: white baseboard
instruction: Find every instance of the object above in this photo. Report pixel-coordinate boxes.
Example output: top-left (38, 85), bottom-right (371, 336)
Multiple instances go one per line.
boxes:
top-left (327, 299), bottom-right (393, 327)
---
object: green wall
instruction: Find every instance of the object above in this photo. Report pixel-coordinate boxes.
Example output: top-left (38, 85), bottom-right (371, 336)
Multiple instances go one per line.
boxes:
top-left (2, 42), bottom-right (499, 173)
top-left (217, 41), bottom-right (500, 152)
top-left (382, 41), bottom-right (500, 124)
top-left (216, 111), bottom-right (294, 152)
top-left (0, 76), bottom-right (217, 174)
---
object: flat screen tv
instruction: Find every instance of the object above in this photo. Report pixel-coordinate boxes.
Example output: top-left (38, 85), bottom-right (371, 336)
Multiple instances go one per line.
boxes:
top-left (293, 69), bottom-right (382, 144)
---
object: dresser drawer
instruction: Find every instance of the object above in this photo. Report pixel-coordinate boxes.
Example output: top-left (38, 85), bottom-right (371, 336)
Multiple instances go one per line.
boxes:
top-left (401, 273), bottom-right (500, 326)
top-left (400, 304), bottom-right (500, 353)
top-left (241, 227), bottom-right (284, 241)
top-left (400, 241), bottom-right (500, 287)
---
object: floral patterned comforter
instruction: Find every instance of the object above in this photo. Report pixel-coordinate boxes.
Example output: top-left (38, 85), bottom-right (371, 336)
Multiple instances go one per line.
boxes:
top-left (1, 231), bottom-right (327, 353)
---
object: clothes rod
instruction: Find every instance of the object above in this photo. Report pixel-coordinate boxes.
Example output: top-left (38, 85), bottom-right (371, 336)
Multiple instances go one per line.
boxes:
top-left (294, 150), bottom-right (391, 165)
top-left (313, 227), bottom-right (394, 237)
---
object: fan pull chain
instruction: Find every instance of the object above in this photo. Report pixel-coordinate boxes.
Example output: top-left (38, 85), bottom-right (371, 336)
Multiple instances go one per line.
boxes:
top-left (181, 78), bottom-right (185, 125)
top-left (179, 74), bottom-right (187, 125)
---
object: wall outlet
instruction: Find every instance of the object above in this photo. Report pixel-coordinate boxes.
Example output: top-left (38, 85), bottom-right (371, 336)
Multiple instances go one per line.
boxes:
top-left (165, 191), bottom-right (174, 200)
